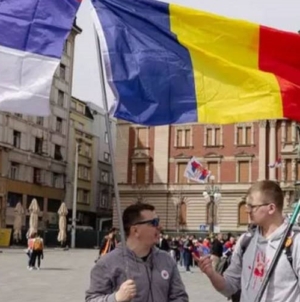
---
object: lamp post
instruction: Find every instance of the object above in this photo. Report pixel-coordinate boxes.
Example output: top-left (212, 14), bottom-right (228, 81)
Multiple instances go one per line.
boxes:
top-left (203, 176), bottom-right (221, 234)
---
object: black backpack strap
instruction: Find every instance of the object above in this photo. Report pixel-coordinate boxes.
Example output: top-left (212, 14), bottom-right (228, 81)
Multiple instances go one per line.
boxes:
top-left (240, 232), bottom-right (254, 257)
top-left (284, 231), bottom-right (299, 280)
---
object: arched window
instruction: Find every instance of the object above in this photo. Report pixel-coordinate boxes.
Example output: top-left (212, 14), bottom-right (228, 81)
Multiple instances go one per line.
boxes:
top-left (238, 202), bottom-right (248, 225)
top-left (178, 202), bottom-right (187, 226)
top-left (206, 202), bottom-right (218, 225)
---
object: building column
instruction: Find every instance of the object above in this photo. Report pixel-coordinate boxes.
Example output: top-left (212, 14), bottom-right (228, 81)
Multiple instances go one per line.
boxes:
top-left (258, 120), bottom-right (267, 180)
top-left (269, 120), bottom-right (277, 180)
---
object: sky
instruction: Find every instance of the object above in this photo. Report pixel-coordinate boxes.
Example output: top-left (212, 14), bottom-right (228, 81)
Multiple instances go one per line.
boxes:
top-left (72, 0), bottom-right (300, 109)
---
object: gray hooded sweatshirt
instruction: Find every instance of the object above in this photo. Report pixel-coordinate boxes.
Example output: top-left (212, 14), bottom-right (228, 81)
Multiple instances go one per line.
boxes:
top-left (85, 245), bottom-right (189, 302)
top-left (220, 223), bottom-right (300, 302)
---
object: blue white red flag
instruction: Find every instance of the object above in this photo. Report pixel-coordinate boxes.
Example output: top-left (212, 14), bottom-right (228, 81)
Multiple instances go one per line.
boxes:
top-left (184, 157), bottom-right (211, 183)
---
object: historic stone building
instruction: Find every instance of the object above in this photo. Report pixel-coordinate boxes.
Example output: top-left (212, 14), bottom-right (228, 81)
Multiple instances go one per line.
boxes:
top-left (114, 119), bottom-right (299, 233)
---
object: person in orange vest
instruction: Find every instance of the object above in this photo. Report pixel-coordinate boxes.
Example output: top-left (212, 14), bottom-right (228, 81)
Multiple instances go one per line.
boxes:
top-left (98, 227), bottom-right (118, 258)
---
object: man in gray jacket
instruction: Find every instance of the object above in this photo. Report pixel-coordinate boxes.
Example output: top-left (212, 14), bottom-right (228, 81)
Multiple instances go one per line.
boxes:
top-left (196, 180), bottom-right (300, 302)
top-left (86, 202), bottom-right (189, 302)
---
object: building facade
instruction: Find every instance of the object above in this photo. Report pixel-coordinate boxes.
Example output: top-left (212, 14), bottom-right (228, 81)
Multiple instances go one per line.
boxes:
top-left (0, 24), bottom-right (81, 230)
top-left (114, 120), bottom-right (299, 233)
top-left (65, 99), bottom-right (116, 230)
top-left (87, 102), bottom-right (116, 231)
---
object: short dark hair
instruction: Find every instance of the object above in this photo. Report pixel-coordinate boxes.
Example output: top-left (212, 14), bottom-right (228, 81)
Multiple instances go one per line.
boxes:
top-left (109, 227), bottom-right (116, 233)
top-left (247, 180), bottom-right (284, 211)
top-left (122, 202), bottom-right (155, 236)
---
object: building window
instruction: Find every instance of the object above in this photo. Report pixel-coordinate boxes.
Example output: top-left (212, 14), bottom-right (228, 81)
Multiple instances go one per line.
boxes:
top-left (105, 132), bottom-right (109, 144)
top-left (101, 171), bottom-right (109, 183)
top-left (207, 162), bottom-right (218, 180)
top-left (79, 165), bottom-right (90, 180)
top-left (14, 113), bottom-right (22, 118)
top-left (84, 144), bottom-right (92, 157)
top-left (54, 145), bottom-right (63, 161)
top-left (104, 152), bottom-right (110, 162)
top-left (136, 163), bottom-right (146, 184)
top-left (205, 127), bottom-right (221, 146)
top-left (13, 131), bottom-right (21, 148)
top-left (10, 162), bottom-right (19, 180)
top-left (100, 193), bottom-right (109, 208)
top-left (52, 173), bottom-right (59, 188)
top-left (36, 117), bottom-right (43, 126)
top-left (176, 162), bottom-right (188, 183)
top-left (238, 202), bottom-right (248, 225)
top-left (71, 101), bottom-right (76, 109)
top-left (285, 159), bottom-right (292, 181)
top-left (35, 137), bottom-right (43, 154)
top-left (236, 125), bottom-right (253, 146)
top-left (286, 121), bottom-right (293, 143)
top-left (178, 202), bottom-right (187, 226)
top-left (7, 192), bottom-right (22, 208)
top-left (237, 161), bottom-right (250, 182)
top-left (33, 168), bottom-right (42, 184)
top-left (56, 117), bottom-right (62, 133)
top-left (60, 64), bottom-right (66, 80)
top-left (136, 127), bottom-right (147, 148)
top-left (77, 103), bottom-right (84, 113)
top-left (83, 190), bottom-right (90, 204)
top-left (58, 90), bottom-right (64, 107)
top-left (175, 128), bottom-right (191, 147)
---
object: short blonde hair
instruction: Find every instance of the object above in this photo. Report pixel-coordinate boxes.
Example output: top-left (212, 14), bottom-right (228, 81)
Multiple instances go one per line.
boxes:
top-left (247, 180), bottom-right (284, 211)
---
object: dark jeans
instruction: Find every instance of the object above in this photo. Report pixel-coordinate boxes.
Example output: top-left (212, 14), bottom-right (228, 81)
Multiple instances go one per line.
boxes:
top-left (29, 250), bottom-right (43, 268)
top-left (183, 251), bottom-right (192, 271)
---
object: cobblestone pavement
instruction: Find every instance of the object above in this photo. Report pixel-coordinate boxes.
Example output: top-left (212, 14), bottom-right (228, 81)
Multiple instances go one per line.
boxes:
top-left (1, 248), bottom-right (225, 302)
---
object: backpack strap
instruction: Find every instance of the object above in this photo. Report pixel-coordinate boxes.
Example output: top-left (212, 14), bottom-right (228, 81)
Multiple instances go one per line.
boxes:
top-left (240, 232), bottom-right (254, 257)
top-left (284, 230), bottom-right (299, 280)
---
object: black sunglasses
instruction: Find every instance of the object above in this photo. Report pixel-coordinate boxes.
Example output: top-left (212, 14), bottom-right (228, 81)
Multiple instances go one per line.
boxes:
top-left (132, 217), bottom-right (160, 227)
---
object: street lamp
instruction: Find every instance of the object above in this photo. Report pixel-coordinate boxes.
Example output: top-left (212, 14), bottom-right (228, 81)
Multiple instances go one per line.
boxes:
top-left (203, 176), bottom-right (221, 234)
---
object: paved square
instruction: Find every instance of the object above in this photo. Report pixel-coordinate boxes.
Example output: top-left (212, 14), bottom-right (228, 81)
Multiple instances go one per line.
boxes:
top-left (1, 249), bottom-right (225, 302)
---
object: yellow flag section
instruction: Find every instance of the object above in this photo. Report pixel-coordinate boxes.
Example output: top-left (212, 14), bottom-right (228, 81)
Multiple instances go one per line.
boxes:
top-left (170, 4), bottom-right (283, 124)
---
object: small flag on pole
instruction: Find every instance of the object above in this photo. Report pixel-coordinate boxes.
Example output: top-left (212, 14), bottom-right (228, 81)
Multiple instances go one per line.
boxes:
top-left (184, 157), bottom-right (211, 183)
top-left (0, 0), bottom-right (81, 115)
top-left (268, 158), bottom-right (282, 168)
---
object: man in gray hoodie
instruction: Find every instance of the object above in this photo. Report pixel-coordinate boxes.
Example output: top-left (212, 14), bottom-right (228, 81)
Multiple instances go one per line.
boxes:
top-left (196, 180), bottom-right (300, 302)
top-left (86, 202), bottom-right (189, 302)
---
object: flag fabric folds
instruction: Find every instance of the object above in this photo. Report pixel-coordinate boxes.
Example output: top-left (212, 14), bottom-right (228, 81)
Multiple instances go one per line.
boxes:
top-left (92, 0), bottom-right (300, 125)
top-left (0, 0), bottom-right (81, 115)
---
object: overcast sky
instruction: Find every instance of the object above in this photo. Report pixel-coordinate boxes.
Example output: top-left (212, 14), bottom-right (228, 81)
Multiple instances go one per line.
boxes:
top-left (72, 0), bottom-right (300, 109)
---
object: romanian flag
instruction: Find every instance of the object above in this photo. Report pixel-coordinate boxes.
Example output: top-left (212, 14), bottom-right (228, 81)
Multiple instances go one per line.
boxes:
top-left (92, 0), bottom-right (300, 125)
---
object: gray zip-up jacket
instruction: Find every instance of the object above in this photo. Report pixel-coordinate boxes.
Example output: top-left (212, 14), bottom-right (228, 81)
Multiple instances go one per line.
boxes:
top-left (220, 223), bottom-right (300, 302)
top-left (85, 245), bottom-right (189, 302)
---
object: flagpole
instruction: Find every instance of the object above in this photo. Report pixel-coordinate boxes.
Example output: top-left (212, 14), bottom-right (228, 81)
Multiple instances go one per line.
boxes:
top-left (93, 25), bottom-right (129, 276)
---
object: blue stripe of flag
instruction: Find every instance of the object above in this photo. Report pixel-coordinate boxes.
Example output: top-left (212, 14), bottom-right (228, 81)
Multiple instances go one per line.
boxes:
top-left (92, 0), bottom-right (197, 125)
top-left (0, 0), bottom-right (81, 59)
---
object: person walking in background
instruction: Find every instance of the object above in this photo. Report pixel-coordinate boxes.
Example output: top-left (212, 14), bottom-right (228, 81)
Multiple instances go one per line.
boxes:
top-left (29, 233), bottom-right (44, 270)
top-left (211, 233), bottom-right (223, 270)
top-left (26, 233), bottom-right (35, 269)
top-left (183, 235), bottom-right (194, 272)
top-left (158, 232), bottom-right (170, 251)
top-left (98, 227), bottom-right (118, 258)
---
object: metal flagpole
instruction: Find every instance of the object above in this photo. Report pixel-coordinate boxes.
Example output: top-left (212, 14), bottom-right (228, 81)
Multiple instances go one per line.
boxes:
top-left (71, 141), bottom-right (79, 249)
top-left (93, 25), bottom-right (129, 276)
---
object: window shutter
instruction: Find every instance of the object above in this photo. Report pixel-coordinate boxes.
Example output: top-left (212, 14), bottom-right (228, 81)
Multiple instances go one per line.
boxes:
top-left (246, 127), bottom-right (251, 145)
top-left (238, 161), bottom-right (249, 182)
top-left (136, 163), bottom-right (146, 184)
top-left (176, 130), bottom-right (183, 147)
top-left (207, 162), bottom-right (218, 180)
top-left (286, 159), bottom-right (292, 181)
top-left (137, 128), bottom-right (147, 148)
top-left (215, 128), bottom-right (221, 145)
top-left (185, 130), bottom-right (190, 147)
top-left (239, 203), bottom-right (248, 225)
top-left (177, 163), bottom-right (187, 183)
top-left (237, 127), bottom-right (243, 145)
top-left (206, 129), bottom-right (212, 146)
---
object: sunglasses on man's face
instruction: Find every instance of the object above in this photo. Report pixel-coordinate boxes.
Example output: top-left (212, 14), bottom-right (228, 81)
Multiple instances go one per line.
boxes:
top-left (132, 217), bottom-right (160, 227)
